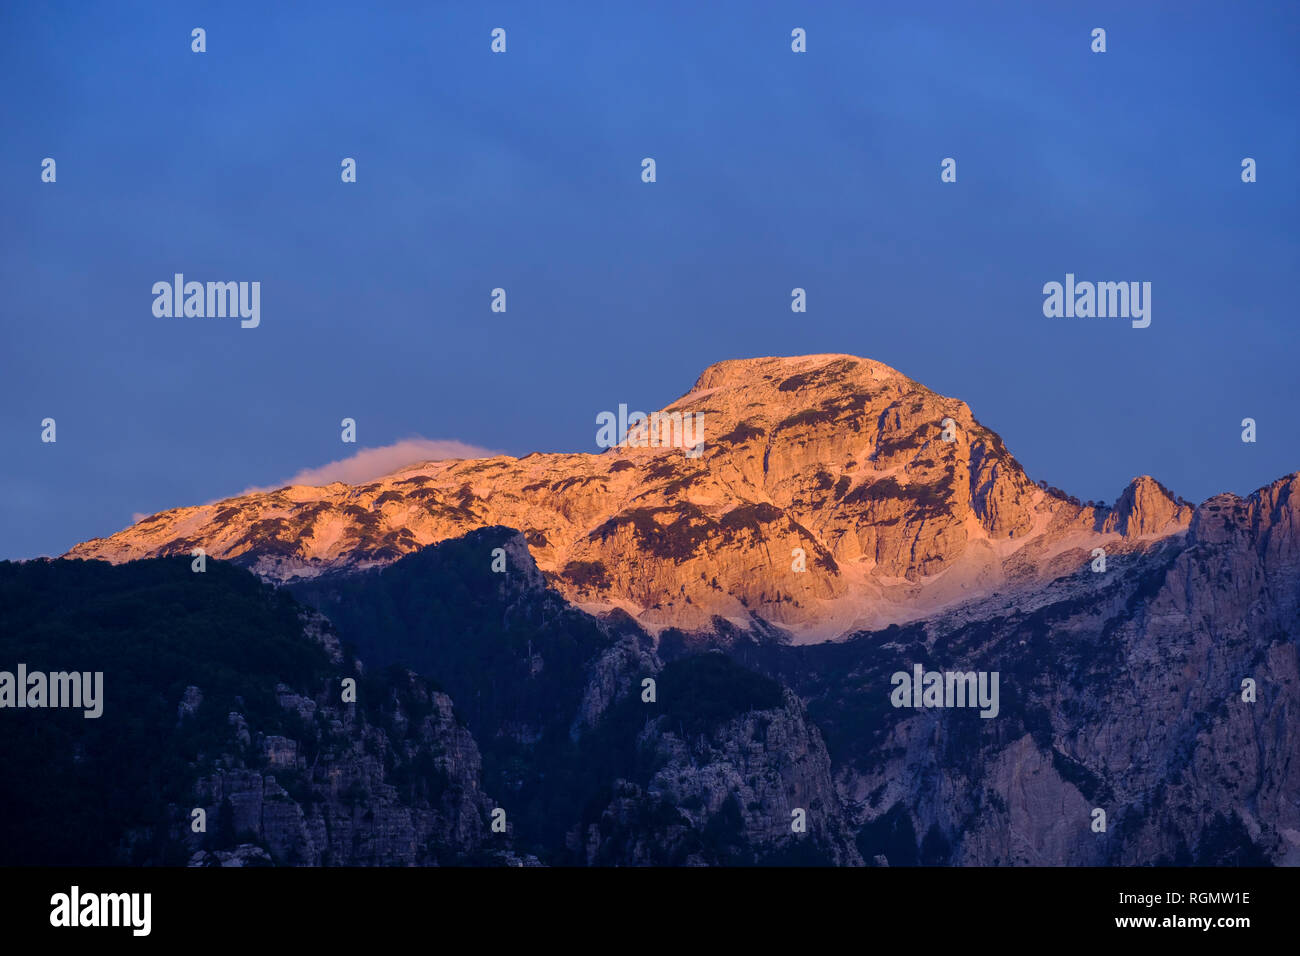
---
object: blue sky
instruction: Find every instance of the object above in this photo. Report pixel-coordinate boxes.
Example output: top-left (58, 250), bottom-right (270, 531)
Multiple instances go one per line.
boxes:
top-left (2, 0), bottom-right (1297, 558)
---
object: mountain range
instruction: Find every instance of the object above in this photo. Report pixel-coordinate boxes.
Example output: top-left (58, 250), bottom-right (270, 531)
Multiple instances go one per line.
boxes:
top-left (8, 353), bottom-right (1295, 866)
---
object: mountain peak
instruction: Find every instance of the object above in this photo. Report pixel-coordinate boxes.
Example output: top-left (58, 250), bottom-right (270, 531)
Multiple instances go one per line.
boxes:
top-left (66, 353), bottom-right (1205, 641)
top-left (691, 353), bottom-right (888, 389)
top-left (1103, 476), bottom-right (1193, 539)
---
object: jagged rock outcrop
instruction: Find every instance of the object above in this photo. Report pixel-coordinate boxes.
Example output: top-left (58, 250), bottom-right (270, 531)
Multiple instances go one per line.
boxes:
top-left (568, 660), bottom-right (861, 866)
top-left (571, 627), bottom-right (660, 736)
top-left (1103, 476), bottom-right (1194, 539)
top-left (635, 685), bottom-right (861, 865)
top-left (182, 676), bottom-right (504, 866)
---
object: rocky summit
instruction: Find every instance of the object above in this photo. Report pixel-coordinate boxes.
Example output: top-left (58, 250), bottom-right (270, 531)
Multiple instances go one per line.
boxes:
top-left (67, 354), bottom-right (1204, 642)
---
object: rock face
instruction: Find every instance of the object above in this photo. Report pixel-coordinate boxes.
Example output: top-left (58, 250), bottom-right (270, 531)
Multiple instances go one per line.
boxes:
top-left (593, 685), bottom-right (861, 866)
top-left (290, 528), bottom-right (859, 865)
top-left (170, 598), bottom-right (516, 866)
top-left (1103, 476), bottom-right (1194, 539)
top-left (65, 354), bottom-right (1192, 641)
top-left (185, 678), bottom-right (501, 867)
top-left (748, 472), bottom-right (1300, 866)
top-left (0, 556), bottom-right (515, 867)
top-left (558, 647), bottom-right (860, 866)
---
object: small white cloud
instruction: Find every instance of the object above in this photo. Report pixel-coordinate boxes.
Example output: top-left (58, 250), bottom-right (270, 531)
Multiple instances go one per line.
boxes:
top-left (239, 438), bottom-right (499, 495)
top-left (126, 439), bottom-right (501, 523)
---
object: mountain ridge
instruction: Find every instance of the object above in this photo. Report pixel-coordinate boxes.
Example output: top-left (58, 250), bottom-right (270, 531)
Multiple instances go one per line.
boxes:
top-left (66, 354), bottom-right (1280, 642)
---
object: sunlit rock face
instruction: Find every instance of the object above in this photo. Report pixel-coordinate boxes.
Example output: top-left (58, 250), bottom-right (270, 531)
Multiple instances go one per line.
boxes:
top-left (67, 353), bottom-right (1205, 641)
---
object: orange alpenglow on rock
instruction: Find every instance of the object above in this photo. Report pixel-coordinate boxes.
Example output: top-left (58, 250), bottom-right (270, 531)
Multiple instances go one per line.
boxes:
top-left (67, 354), bottom-right (1229, 642)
